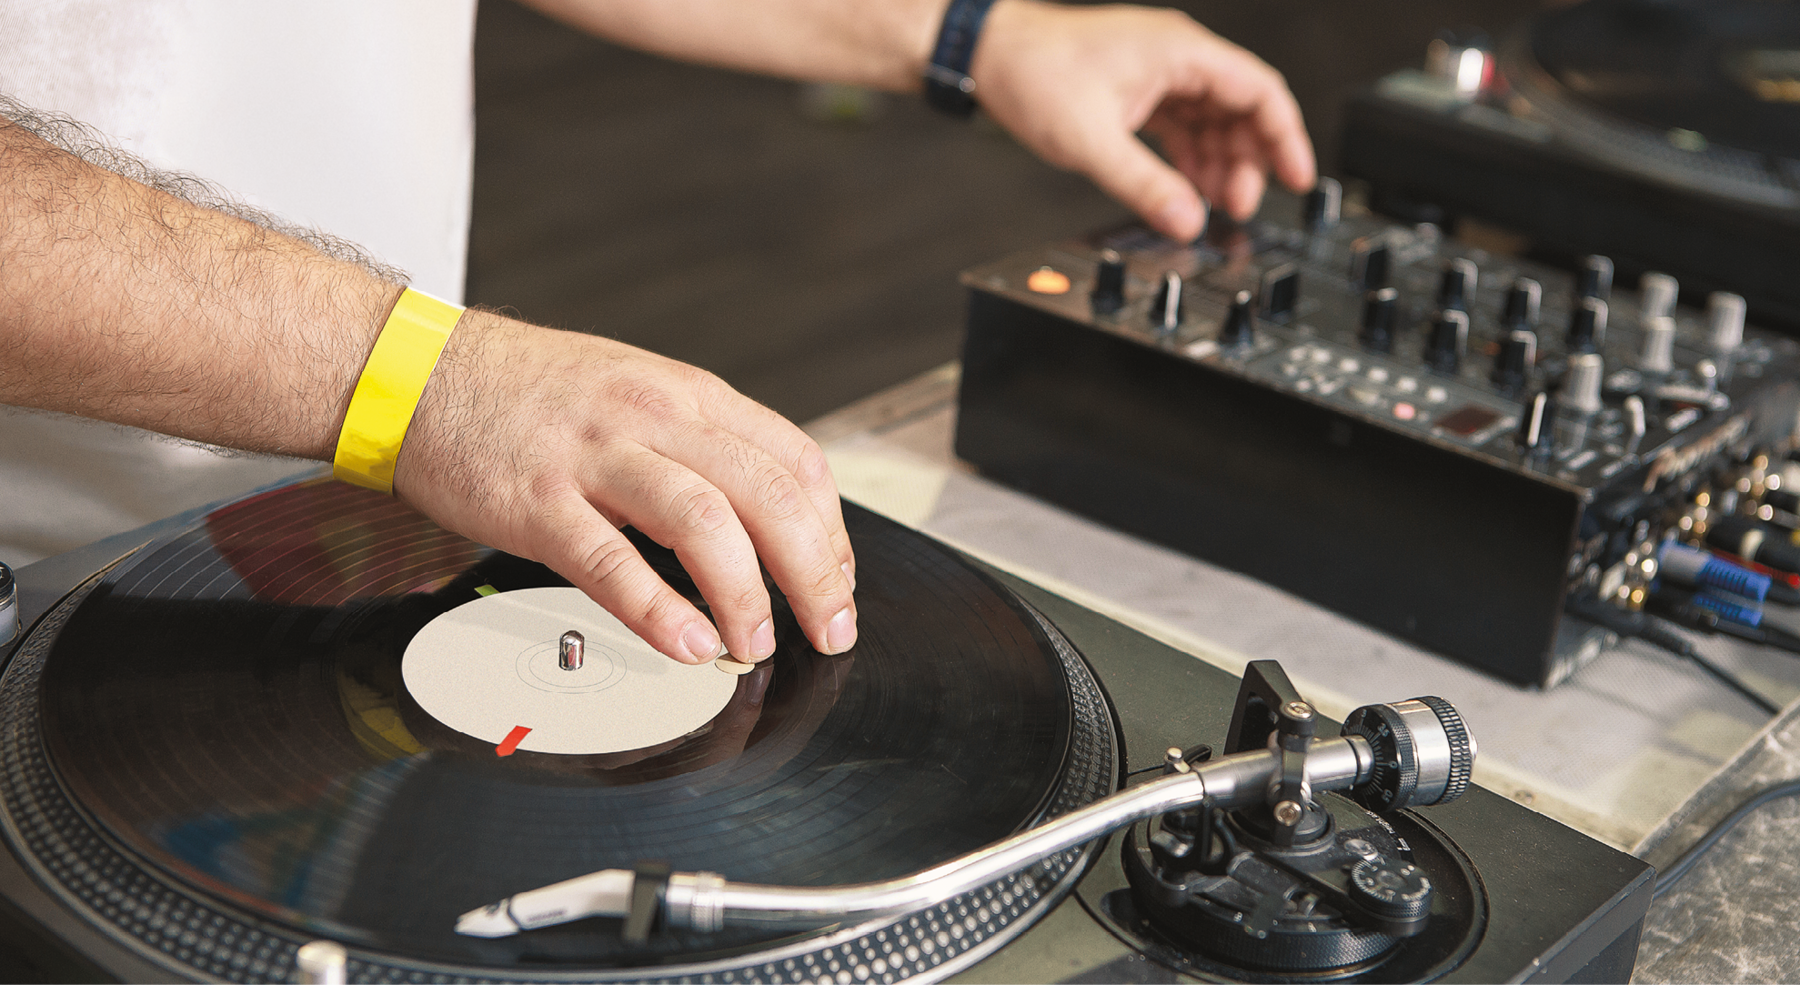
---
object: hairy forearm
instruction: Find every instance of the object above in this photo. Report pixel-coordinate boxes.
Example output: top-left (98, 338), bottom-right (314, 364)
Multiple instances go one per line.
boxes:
top-left (0, 118), bottom-right (399, 459)
top-left (516, 0), bottom-right (951, 92)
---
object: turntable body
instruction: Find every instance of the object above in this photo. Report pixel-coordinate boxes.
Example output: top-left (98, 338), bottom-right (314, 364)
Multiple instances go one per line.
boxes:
top-left (0, 481), bottom-right (1649, 982)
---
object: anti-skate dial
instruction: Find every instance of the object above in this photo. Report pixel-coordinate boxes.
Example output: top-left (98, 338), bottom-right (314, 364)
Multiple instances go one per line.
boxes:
top-left (1349, 858), bottom-right (1434, 932)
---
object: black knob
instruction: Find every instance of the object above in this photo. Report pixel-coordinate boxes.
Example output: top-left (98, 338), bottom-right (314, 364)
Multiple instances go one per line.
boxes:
top-left (1518, 390), bottom-right (1555, 455)
top-left (1348, 859), bottom-right (1434, 932)
top-left (1351, 237), bottom-right (1390, 290)
top-left (1436, 258), bottom-right (1477, 312)
top-left (1502, 277), bottom-right (1541, 329)
top-left (1576, 255), bottom-right (1614, 302)
top-left (1090, 249), bottom-right (1126, 315)
top-left (1261, 264), bottom-right (1299, 321)
top-left (1150, 270), bottom-right (1183, 334)
top-left (1303, 177), bottom-right (1342, 233)
top-left (1492, 328), bottom-right (1535, 392)
top-left (1566, 297), bottom-right (1607, 354)
top-left (1220, 290), bottom-right (1256, 348)
top-left (1361, 288), bottom-right (1398, 353)
top-left (1425, 309), bottom-right (1467, 374)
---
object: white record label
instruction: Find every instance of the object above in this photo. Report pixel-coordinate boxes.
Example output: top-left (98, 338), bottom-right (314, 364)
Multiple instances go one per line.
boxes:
top-left (402, 587), bottom-right (738, 755)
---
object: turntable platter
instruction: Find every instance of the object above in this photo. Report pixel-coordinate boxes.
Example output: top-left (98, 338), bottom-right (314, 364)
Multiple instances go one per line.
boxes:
top-left (0, 479), bottom-right (1115, 981)
top-left (1530, 0), bottom-right (1800, 162)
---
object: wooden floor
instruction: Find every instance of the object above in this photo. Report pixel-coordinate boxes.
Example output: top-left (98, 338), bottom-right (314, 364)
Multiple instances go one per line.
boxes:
top-left (466, 0), bottom-right (1539, 425)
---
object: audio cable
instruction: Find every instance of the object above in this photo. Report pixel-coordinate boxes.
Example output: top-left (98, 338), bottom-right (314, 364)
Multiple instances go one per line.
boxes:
top-left (1646, 584), bottom-right (1800, 659)
top-left (1654, 777), bottom-right (1800, 898)
top-left (1564, 595), bottom-right (1781, 715)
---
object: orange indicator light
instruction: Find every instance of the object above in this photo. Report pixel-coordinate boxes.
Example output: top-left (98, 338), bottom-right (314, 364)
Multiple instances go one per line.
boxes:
top-left (1026, 266), bottom-right (1071, 295)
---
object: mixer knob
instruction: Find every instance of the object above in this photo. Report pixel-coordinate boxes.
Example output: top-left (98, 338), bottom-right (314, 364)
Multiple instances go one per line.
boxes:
top-left (1090, 249), bottom-right (1126, 315)
top-left (1425, 309), bottom-right (1467, 374)
top-left (1361, 288), bottom-right (1398, 353)
top-left (1151, 270), bottom-right (1183, 334)
top-left (1576, 255), bottom-right (1614, 302)
top-left (1260, 264), bottom-right (1300, 321)
top-left (1566, 297), bottom-right (1607, 354)
top-left (1491, 329), bottom-right (1536, 392)
top-left (1518, 391), bottom-right (1556, 455)
top-left (1351, 237), bottom-right (1390, 290)
top-left (1639, 315), bottom-right (1675, 373)
top-left (1501, 277), bottom-right (1541, 329)
top-left (1219, 290), bottom-right (1257, 348)
top-left (1560, 352), bottom-right (1605, 415)
top-left (1707, 291), bottom-right (1746, 352)
top-left (1639, 272), bottom-right (1679, 323)
top-left (1436, 258), bottom-right (1477, 311)
top-left (1303, 177), bottom-right (1342, 233)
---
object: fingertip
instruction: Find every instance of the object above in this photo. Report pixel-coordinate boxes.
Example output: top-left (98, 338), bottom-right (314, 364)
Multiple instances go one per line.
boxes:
top-left (1155, 191), bottom-right (1207, 243)
top-left (748, 617), bottom-right (776, 661)
top-left (818, 605), bottom-right (858, 655)
top-left (681, 620), bottom-right (725, 664)
top-left (1225, 165), bottom-right (1266, 221)
top-left (1280, 141), bottom-right (1318, 193)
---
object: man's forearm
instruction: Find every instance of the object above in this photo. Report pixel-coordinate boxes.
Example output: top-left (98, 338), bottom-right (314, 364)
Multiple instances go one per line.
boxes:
top-left (517, 0), bottom-right (947, 93)
top-left (0, 118), bottom-right (396, 460)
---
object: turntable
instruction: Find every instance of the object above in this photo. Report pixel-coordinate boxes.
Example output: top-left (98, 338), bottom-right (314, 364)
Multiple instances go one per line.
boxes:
top-left (1342, 0), bottom-right (1800, 331)
top-left (0, 478), bottom-right (1650, 981)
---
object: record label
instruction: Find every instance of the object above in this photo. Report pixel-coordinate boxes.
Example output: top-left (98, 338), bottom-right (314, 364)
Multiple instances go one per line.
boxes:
top-left (402, 587), bottom-right (739, 755)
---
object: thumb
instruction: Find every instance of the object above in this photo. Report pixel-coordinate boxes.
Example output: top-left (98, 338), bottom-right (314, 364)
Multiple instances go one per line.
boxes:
top-left (1082, 127), bottom-right (1208, 242)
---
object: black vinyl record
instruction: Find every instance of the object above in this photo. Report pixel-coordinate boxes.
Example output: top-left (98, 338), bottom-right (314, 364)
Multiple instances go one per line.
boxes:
top-left (0, 479), bottom-right (1116, 982)
top-left (1530, 0), bottom-right (1800, 162)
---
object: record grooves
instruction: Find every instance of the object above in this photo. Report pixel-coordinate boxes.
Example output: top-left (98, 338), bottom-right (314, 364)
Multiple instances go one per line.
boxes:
top-left (0, 480), bottom-right (1117, 983)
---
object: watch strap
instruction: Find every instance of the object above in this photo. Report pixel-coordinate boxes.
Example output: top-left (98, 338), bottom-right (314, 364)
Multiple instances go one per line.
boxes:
top-left (923, 0), bottom-right (999, 118)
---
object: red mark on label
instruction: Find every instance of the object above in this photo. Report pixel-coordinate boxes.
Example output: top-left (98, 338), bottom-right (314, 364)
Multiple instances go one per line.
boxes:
top-left (496, 725), bottom-right (531, 757)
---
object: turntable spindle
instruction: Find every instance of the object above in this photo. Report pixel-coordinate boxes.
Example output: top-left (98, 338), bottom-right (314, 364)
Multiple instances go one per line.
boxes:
top-left (295, 940), bottom-right (347, 985)
top-left (559, 630), bottom-right (584, 671)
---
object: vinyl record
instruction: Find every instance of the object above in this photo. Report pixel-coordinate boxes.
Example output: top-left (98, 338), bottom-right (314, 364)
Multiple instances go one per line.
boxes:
top-left (0, 479), bottom-right (1116, 982)
top-left (1511, 0), bottom-right (1800, 208)
top-left (1530, 0), bottom-right (1800, 162)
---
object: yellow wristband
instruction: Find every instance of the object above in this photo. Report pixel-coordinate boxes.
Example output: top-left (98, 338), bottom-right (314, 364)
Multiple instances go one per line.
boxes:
top-left (332, 288), bottom-right (465, 494)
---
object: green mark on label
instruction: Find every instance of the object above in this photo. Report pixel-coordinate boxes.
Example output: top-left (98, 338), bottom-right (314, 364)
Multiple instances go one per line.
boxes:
top-left (474, 584), bottom-right (498, 597)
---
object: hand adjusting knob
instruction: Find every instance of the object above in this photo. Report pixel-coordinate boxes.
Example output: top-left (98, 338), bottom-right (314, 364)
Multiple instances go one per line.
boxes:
top-left (1340, 696), bottom-right (1476, 812)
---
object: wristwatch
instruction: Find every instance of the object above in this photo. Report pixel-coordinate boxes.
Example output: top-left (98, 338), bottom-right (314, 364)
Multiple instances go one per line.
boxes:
top-left (923, 0), bottom-right (999, 118)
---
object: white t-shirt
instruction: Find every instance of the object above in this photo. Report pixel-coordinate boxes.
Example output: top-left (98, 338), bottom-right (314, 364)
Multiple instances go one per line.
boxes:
top-left (0, 0), bottom-right (479, 565)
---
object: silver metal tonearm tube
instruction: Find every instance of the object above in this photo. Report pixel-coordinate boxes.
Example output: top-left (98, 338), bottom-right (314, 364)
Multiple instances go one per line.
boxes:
top-left (456, 735), bottom-right (1376, 937)
top-left (676, 735), bottom-right (1374, 931)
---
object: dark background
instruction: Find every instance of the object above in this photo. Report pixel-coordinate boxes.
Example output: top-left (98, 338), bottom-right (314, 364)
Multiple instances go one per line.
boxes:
top-left (466, 0), bottom-right (1544, 424)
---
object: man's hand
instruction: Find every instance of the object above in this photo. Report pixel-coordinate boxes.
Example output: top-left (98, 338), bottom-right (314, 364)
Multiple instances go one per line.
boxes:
top-left (970, 1), bottom-right (1317, 241)
top-left (0, 117), bottom-right (855, 668)
top-left (395, 311), bottom-right (857, 666)
top-left (523, 0), bottom-right (1316, 241)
